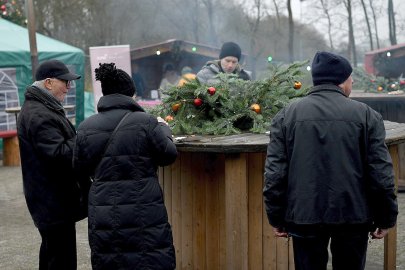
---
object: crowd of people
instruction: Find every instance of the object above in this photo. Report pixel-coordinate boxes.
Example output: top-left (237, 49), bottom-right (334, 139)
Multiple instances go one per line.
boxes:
top-left (16, 43), bottom-right (398, 270)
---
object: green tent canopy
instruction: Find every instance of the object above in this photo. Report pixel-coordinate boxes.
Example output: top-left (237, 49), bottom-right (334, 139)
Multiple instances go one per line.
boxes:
top-left (0, 18), bottom-right (85, 128)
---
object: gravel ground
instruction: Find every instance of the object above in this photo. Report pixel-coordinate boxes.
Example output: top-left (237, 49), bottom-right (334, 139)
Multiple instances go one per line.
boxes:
top-left (0, 165), bottom-right (403, 269)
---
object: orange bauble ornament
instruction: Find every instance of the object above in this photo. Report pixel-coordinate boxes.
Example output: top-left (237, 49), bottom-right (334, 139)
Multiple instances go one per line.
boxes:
top-left (165, 115), bottom-right (174, 122)
top-left (377, 86), bottom-right (383, 91)
top-left (250, 103), bottom-right (261, 114)
top-left (172, 103), bottom-right (181, 112)
top-left (294, 81), bottom-right (302, 89)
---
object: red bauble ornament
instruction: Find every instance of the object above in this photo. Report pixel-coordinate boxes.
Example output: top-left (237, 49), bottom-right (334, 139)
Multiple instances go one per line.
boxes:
top-left (194, 98), bottom-right (203, 107)
top-left (207, 86), bottom-right (216, 96)
top-left (0, 5), bottom-right (6, 11)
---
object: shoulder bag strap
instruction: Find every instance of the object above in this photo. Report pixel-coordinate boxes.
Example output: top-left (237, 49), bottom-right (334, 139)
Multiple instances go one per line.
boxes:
top-left (93, 112), bottom-right (131, 179)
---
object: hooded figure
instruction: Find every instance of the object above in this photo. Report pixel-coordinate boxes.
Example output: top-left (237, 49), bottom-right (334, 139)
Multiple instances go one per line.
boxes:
top-left (196, 41), bottom-right (251, 85)
top-left (74, 63), bottom-right (177, 270)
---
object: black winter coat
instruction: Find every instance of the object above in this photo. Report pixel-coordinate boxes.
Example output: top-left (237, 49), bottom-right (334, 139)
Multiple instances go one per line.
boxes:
top-left (73, 94), bottom-right (177, 270)
top-left (17, 86), bottom-right (87, 230)
top-left (263, 85), bottom-right (398, 230)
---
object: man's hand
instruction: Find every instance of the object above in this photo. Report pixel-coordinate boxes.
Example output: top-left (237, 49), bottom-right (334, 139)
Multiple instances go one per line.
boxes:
top-left (273, 227), bottom-right (288, 238)
top-left (157, 116), bottom-right (168, 125)
top-left (371, 228), bottom-right (389, 239)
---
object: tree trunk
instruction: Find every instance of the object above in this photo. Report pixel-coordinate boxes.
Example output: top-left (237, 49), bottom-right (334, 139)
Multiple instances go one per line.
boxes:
top-left (369, 0), bottom-right (380, 49)
top-left (320, 0), bottom-right (334, 50)
top-left (287, 0), bottom-right (294, 63)
top-left (388, 0), bottom-right (397, 45)
top-left (344, 0), bottom-right (357, 67)
top-left (192, 0), bottom-right (200, 42)
top-left (202, 0), bottom-right (218, 46)
top-left (272, 0), bottom-right (281, 26)
top-left (360, 0), bottom-right (373, 50)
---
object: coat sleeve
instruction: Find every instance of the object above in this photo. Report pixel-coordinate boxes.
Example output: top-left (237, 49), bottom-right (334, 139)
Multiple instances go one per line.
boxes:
top-left (196, 68), bottom-right (209, 84)
top-left (263, 109), bottom-right (289, 229)
top-left (148, 117), bottom-right (178, 166)
top-left (366, 110), bottom-right (398, 229)
top-left (73, 128), bottom-right (96, 177)
top-left (30, 115), bottom-right (74, 167)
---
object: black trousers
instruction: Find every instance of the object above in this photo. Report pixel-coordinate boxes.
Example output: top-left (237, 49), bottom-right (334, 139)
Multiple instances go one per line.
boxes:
top-left (38, 222), bottom-right (77, 270)
top-left (291, 226), bottom-right (369, 270)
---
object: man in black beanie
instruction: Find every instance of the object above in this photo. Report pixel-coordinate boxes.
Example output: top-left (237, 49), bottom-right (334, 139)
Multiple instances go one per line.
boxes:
top-left (263, 51), bottom-right (398, 270)
top-left (197, 41), bottom-right (251, 84)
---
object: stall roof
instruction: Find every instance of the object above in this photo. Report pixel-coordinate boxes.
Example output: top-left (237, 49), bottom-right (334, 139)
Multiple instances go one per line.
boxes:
top-left (365, 43), bottom-right (405, 57)
top-left (364, 42), bottom-right (405, 76)
top-left (130, 39), bottom-right (247, 60)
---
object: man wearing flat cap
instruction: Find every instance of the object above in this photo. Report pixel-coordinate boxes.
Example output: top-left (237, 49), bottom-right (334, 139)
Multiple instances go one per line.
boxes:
top-left (17, 60), bottom-right (89, 270)
top-left (197, 41), bottom-right (251, 85)
top-left (263, 51), bottom-right (398, 270)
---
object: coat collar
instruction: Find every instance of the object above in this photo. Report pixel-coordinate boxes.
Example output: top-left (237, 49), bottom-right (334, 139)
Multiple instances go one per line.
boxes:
top-left (97, 94), bottom-right (145, 113)
top-left (205, 60), bottom-right (243, 75)
top-left (308, 84), bottom-right (347, 97)
top-left (25, 86), bottom-right (65, 114)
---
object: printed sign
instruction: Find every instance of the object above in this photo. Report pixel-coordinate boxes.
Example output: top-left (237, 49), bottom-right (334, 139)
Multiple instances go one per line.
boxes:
top-left (89, 45), bottom-right (131, 109)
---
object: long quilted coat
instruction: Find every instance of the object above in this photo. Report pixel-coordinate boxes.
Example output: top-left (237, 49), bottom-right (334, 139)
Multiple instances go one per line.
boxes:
top-left (73, 94), bottom-right (177, 270)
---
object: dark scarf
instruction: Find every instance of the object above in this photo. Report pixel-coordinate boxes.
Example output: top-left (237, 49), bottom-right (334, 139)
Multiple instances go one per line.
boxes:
top-left (25, 85), bottom-right (66, 114)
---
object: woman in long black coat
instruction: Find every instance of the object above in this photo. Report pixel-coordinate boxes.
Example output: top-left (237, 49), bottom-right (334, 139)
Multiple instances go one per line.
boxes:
top-left (74, 63), bottom-right (177, 270)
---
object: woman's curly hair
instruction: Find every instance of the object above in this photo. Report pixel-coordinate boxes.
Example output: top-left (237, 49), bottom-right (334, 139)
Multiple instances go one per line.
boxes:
top-left (95, 63), bottom-right (136, 97)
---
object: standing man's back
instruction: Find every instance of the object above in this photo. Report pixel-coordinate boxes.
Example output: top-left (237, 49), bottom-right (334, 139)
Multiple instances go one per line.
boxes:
top-left (263, 51), bottom-right (398, 270)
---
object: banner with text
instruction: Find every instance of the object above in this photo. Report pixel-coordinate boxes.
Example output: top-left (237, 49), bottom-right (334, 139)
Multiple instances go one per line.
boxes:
top-left (89, 45), bottom-right (131, 109)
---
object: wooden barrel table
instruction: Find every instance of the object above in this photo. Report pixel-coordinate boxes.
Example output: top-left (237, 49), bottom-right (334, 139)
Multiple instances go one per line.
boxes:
top-left (158, 121), bottom-right (404, 270)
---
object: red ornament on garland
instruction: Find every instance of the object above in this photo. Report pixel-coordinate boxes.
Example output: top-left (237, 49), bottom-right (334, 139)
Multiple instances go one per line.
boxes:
top-left (207, 86), bottom-right (216, 96)
top-left (194, 98), bottom-right (203, 107)
top-left (1, 5), bottom-right (6, 11)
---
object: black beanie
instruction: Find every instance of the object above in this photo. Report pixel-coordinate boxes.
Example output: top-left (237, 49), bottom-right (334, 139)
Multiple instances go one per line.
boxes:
top-left (219, 42), bottom-right (241, 61)
top-left (311, 51), bottom-right (353, 86)
top-left (95, 63), bottom-right (136, 97)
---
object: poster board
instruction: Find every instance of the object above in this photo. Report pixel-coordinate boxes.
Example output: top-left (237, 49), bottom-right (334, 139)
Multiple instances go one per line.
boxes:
top-left (89, 45), bottom-right (131, 109)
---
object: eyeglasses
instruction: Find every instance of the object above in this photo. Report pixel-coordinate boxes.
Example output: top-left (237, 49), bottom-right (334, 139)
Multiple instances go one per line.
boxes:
top-left (49, 78), bottom-right (71, 87)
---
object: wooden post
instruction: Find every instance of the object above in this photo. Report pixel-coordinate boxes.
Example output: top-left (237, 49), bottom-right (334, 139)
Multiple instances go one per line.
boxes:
top-left (26, 0), bottom-right (38, 79)
top-left (3, 137), bottom-right (20, 166)
top-left (385, 145), bottom-right (398, 270)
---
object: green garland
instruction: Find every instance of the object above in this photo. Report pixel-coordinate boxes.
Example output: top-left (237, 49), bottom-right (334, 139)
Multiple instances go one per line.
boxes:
top-left (151, 61), bottom-right (310, 135)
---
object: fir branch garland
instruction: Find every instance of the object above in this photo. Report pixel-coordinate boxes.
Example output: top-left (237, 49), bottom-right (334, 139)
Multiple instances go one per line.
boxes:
top-left (150, 61), bottom-right (310, 135)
